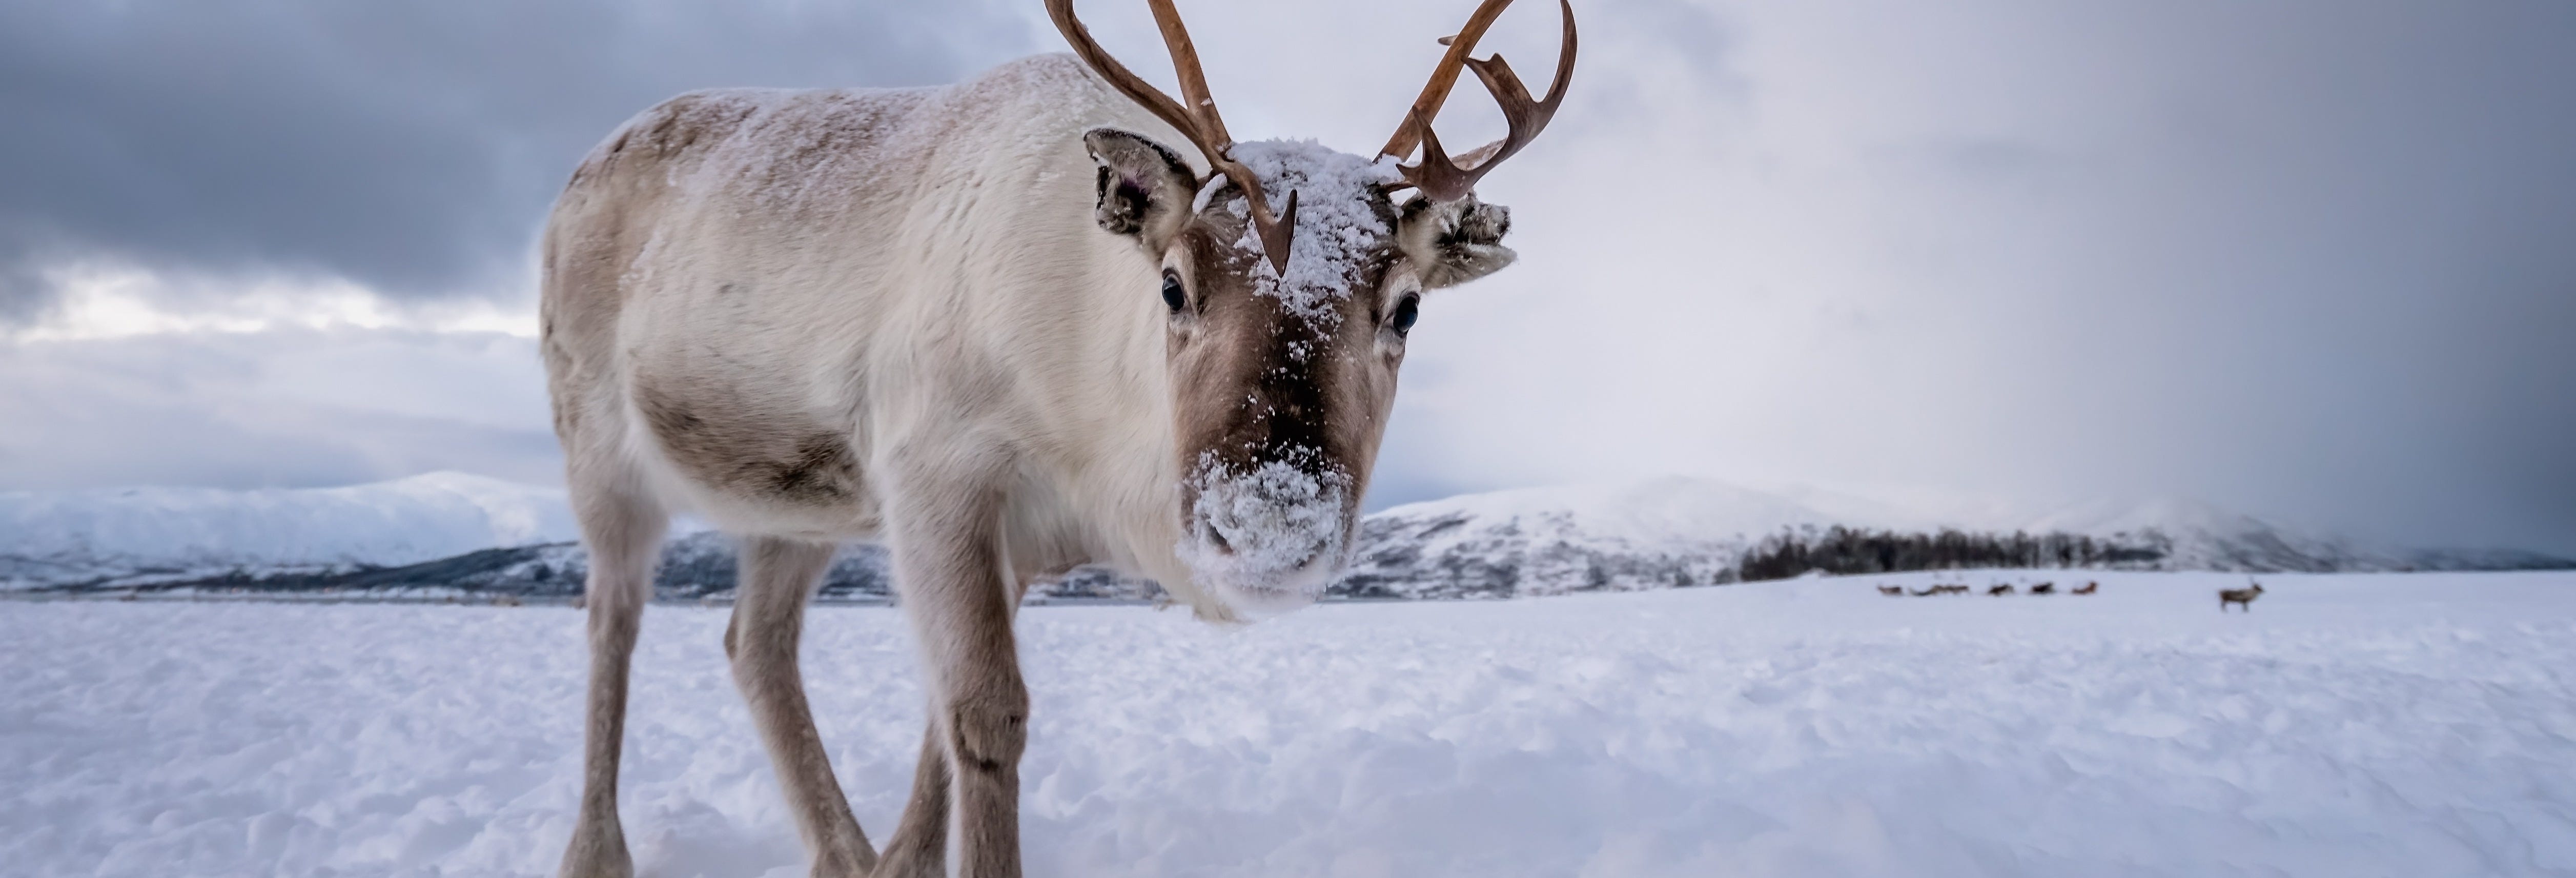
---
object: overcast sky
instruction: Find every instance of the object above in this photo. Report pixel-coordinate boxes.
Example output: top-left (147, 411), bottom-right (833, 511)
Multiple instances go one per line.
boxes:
top-left (2, 0), bottom-right (2569, 554)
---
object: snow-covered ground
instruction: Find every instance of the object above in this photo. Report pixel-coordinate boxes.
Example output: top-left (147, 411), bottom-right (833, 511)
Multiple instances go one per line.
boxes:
top-left (7, 570), bottom-right (2575, 877)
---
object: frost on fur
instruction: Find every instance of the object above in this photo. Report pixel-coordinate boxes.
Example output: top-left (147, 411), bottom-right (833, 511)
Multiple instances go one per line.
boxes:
top-left (1180, 451), bottom-right (1352, 601)
top-left (1224, 141), bottom-right (1400, 329)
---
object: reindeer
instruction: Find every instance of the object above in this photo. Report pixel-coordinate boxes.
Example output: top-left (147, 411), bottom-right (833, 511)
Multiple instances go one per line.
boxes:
top-left (538, 2), bottom-right (1575, 876)
top-left (2072, 581), bottom-right (2098, 595)
top-left (1910, 585), bottom-right (1941, 597)
top-left (2220, 581), bottom-right (2265, 612)
top-left (2029, 582), bottom-right (2055, 595)
top-left (1988, 584), bottom-right (2015, 596)
top-left (1878, 585), bottom-right (1905, 596)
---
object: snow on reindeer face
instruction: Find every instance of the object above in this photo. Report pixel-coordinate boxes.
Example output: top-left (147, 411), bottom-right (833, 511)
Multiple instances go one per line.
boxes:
top-left (1088, 133), bottom-right (1518, 615)
top-left (1162, 143), bottom-right (1400, 615)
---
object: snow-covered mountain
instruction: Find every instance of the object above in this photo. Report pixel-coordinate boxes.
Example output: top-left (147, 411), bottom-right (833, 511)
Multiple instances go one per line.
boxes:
top-left (3, 473), bottom-right (2563, 597)
top-left (0, 473), bottom-right (576, 590)
top-left (2007, 495), bottom-right (2406, 573)
top-left (1338, 478), bottom-right (1834, 598)
top-left (1334, 478), bottom-right (2446, 598)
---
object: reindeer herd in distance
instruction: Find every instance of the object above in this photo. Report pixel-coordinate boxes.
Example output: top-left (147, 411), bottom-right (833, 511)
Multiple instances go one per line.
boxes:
top-left (1872, 580), bottom-right (2096, 598)
top-left (1873, 578), bottom-right (2270, 611)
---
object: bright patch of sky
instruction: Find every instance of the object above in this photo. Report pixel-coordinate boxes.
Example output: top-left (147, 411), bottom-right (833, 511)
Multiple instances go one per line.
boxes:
top-left (13, 263), bottom-right (535, 343)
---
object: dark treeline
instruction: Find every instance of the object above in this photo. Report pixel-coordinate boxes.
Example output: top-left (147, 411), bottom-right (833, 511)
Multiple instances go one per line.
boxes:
top-left (1734, 526), bottom-right (2165, 583)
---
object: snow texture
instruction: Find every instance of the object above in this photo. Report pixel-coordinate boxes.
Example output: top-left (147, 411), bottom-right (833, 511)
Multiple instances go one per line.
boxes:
top-left (1181, 452), bottom-right (1351, 602)
top-left (7, 570), bottom-right (2575, 877)
top-left (1225, 140), bottom-right (1400, 329)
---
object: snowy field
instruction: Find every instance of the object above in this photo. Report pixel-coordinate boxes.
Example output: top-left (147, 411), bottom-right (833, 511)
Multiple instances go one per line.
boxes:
top-left (7, 570), bottom-right (2576, 877)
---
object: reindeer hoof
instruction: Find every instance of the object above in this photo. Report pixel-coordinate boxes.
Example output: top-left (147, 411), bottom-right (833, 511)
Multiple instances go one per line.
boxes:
top-left (557, 822), bottom-right (633, 878)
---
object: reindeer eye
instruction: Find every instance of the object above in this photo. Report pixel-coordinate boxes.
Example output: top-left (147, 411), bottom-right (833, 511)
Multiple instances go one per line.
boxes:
top-left (1390, 293), bottom-right (1420, 334)
top-left (1161, 273), bottom-right (1186, 313)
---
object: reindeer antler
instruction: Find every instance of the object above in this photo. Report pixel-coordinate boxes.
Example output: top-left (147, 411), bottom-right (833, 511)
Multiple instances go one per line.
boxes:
top-left (1380, 0), bottom-right (1578, 202)
top-left (1047, 0), bottom-right (1298, 273)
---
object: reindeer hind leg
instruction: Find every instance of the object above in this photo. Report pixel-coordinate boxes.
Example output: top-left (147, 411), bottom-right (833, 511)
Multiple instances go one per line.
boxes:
top-left (559, 475), bottom-right (667, 878)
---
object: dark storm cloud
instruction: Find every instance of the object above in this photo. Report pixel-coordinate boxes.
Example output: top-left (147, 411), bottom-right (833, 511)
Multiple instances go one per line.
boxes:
top-left (0, 0), bottom-right (1036, 316)
top-left (1999, 0), bottom-right (2576, 553)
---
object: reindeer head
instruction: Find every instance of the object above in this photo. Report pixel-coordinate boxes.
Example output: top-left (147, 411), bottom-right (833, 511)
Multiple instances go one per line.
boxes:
top-left (1052, 0), bottom-right (1575, 615)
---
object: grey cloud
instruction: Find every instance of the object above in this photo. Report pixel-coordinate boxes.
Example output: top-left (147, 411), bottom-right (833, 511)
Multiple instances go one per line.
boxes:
top-left (1379, 0), bottom-right (2576, 555)
top-left (0, 0), bottom-right (1037, 317)
top-left (0, 328), bottom-right (564, 489)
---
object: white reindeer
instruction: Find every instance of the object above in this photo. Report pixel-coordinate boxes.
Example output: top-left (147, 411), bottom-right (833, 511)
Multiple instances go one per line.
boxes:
top-left (540, 1), bottom-right (1577, 875)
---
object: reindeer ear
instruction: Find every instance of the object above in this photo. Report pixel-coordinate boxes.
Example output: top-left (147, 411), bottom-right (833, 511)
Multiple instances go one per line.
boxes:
top-left (1397, 194), bottom-right (1518, 289)
top-left (1084, 128), bottom-right (1197, 250)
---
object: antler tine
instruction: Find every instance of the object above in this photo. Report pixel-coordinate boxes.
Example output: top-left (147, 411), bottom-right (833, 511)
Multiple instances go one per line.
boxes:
top-left (1383, 0), bottom-right (1578, 201)
top-left (1143, 0), bottom-right (1231, 148)
top-left (1142, 2), bottom-right (1293, 274)
top-left (1046, 0), bottom-right (1205, 158)
top-left (1379, 0), bottom-right (1522, 161)
top-left (1047, 0), bottom-right (1294, 273)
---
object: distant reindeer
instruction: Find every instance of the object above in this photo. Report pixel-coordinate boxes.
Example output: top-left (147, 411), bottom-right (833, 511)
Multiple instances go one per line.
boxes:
top-left (1910, 585), bottom-right (1941, 597)
top-left (538, 1), bottom-right (1579, 875)
top-left (2072, 581), bottom-right (2098, 595)
top-left (1988, 584), bottom-right (2015, 596)
top-left (1939, 584), bottom-right (1970, 596)
top-left (2220, 582), bottom-right (2265, 612)
top-left (2029, 582), bottom-right (2055, 595)
top-left (1878, 585), bottom-right (1905, 596)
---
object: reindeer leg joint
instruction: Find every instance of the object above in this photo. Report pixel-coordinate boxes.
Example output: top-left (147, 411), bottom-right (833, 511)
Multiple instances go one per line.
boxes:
top-left (945, 695), bottom-right (1029, 774)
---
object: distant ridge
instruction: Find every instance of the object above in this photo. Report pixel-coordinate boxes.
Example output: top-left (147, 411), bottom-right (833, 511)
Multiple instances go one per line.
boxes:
top-left (4, 474), bottom-right (2564, 598)
top-left (0, 473), bottom-right (575, 590)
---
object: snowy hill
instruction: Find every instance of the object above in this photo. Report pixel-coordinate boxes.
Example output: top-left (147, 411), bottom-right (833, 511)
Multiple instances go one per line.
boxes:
top-left (1333, 477), bottom-right (2463, 598)
top-left (3, 474), bottom-right (2563, 597)
top-left (2008, 495), bottom-right (2404, 572)
top-left (0, 473), bottom-right (576, 590)
top-left (1338, 477), bottom-right (1845, 598)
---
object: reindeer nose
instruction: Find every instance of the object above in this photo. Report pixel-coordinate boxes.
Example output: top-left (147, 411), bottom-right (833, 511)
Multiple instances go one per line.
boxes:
top-left (1194, 507), bottom-right (1332, 568)
top-left (1188, 464), bottom-right (1345, 558)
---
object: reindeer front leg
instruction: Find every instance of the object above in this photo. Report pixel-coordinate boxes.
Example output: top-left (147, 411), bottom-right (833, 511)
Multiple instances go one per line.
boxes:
top-left (886, 472), bottom-right (1027, 878)
top-left (728, 537), bottom-right (876, 877)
